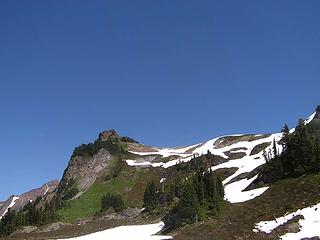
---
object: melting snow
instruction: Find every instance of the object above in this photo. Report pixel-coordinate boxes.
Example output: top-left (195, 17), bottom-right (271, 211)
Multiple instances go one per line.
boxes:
top-left (254, 202), bottom-right (320, 239)
top-left (129, 144), bottom-right (198, 158)
top-left (126, 160), bottom-right (164, 168)
top-left (57, 222), bottom-right (172, 240)
top-left (0, 196), bottom-right (19, 219)
top-left (223, 175), bottom-right (269, 203)
top-left (289, 112), bottom-right (316, 133)
top-left (43, 185), bottom-right (50, 195)
top-left (127, 132), bottom-right (287, 203)
top-left (305, 112), bottom-right (316, 124)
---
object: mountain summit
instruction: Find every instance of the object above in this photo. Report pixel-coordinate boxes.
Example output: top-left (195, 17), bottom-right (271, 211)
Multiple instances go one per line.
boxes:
top-left (98, 129), bottom-right (119, 141)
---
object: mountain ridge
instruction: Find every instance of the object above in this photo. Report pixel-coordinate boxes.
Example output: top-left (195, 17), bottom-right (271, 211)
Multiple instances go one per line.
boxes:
top-left (1, 107), bottom-right (320, 240)
top-left (0, 180), bottom-right (59, 220)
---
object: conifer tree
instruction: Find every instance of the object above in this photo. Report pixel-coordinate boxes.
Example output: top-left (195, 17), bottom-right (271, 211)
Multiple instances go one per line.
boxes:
top-left (143, 181), bottom-right (159, 211)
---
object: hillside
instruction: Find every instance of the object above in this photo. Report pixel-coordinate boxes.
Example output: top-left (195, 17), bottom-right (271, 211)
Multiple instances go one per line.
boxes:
top-left (1, 106), bottom-right (320, 240)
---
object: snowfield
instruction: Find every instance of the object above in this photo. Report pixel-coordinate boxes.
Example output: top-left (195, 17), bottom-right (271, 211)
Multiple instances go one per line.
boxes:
top-left (0, 196), bottom-right (19, 220)
top-left (126, 132), bottom-right (283, 203)
top-left (126, 112), bottom-right (316, 203)
top-left (254, 202), bottom-right (320, 239)
top-left (223, 175), bottom-right (269, 203)
top-left (57, 222), bottom-right (172, 240)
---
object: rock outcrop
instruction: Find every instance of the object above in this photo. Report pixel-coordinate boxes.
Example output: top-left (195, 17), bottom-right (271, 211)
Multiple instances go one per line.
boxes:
top-left (60, 148), bottom-right (112, 194)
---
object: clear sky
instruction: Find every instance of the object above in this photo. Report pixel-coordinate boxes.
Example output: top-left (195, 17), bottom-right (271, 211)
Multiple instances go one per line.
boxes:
top-left (0, 0), bottom-right (319, 200)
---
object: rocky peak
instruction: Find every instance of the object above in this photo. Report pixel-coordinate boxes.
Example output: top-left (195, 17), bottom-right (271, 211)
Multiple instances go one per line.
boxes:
top-left (98, 129), bottom-right (119, 141)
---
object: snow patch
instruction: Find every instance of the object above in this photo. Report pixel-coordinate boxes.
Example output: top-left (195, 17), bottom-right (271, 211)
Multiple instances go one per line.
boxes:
top-left (43, 185), bottom-right (50, 195)
top-left (289, 112), bottom-right (316, 133)
top-left (125, 160), bottom-right (164, 168)
top-left (127, 133), bottom-right (283, 203)
top-left (207, 133), bottom-right (283, 203)
top-left (305, 112), bottom-right (316, 124)
top-left (129, 144), bottom-right (197, 158)
top-left (254, 202), bottom-right (320, 239)
top-left (210, 133), bottom-right (282, 185)
top-left (57, 222), bottom-right (171, 240)
top-left (0, 196), bottom-right (19, 219)
top-left (126, 133), bottom-right (282, 171)
top-left (224, 175), bottom-right (269, 203)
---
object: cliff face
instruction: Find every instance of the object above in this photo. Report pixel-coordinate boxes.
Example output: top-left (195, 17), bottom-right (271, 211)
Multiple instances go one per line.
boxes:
top-left (59, 148), bottom-right (112, 195)
top-left (57, 129), bottom-right (124, 199)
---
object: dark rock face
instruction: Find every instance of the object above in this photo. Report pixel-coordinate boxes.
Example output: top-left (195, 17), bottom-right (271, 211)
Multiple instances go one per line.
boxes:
top-left (99, 129), bottom-right (119, 141)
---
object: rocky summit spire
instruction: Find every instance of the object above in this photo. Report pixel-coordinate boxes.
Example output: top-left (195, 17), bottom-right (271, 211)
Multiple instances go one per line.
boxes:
top-left (98, 129), bottom-right (119, 141)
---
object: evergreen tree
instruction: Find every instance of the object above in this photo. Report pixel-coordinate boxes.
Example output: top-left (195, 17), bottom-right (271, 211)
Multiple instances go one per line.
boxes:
top-left (164, 179), bottom-right (199, 230)
top-left (143, 181), bottom-right (159, 211)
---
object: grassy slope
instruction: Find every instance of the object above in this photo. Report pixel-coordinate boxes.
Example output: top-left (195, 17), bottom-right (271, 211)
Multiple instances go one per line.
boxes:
top-left (57, 166), bottom-right (162, 222)
top-left (57, 177), bottom-right (132, 222)
top-left (173, 174), bottom-right (320, 240)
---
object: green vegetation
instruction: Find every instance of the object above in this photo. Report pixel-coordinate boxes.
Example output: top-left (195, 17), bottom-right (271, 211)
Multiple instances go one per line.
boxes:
top-left (163, 168), bottom-right (224, 231)
top-left (143, 182), bottom-right (160, 211)
top-left (120, 136), bottom-right (139, 143)
top-left (142, 152), bottom-right (225, 231)
top-left (175, 173), bottom-right (320, 240)
top-left (57, 164), bottom-right (161, 222)
top-left (0, 197), bottom-right (60, 237)
top-left (258, 111), bottom-right (320, 184)
top-left (101, 193), bottom-right (125, 212)
top-left (72, 138), bottom-right (126, 158)
top-left (57, 176), bottom-right (133, 222)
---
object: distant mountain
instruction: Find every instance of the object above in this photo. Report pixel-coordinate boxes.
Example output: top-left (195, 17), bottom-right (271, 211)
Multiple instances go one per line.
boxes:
top-left (0, 180), bottom-right (59, 220)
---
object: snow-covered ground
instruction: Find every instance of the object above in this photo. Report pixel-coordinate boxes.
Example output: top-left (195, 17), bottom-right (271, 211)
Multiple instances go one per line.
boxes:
top-left (129, 144), bottom-right (199, 158)
top-left (126, 112), bottom-right (316, 204)
top-left (209, 133), bottom-right (283, 203)
top-left (126, 134), bottom-right (276, 169)
top-left (57, 222), bottom-right (172, 240)
top-left (224, 175), bottom-right (269, 203)
top-left (0, 196), bottom-right (19, 219)
top-left (254, 202), bottom-right (320, 239)
top-left (127, 132), bottom-right (282, 203)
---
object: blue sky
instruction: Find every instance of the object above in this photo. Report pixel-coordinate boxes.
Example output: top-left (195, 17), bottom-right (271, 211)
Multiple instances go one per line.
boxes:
top-left (0, 0), bottom-right (319, 200)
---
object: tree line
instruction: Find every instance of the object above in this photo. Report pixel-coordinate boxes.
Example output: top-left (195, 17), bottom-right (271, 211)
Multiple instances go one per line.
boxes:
top-left (0, 197), bottom-right (61, 236)
top-left (143, 152), bottom-right (224, 231)
top-left (259, 107), bottom-right (320, 183)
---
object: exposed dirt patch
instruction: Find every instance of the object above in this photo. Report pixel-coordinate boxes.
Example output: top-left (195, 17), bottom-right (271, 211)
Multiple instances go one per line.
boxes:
top-left (215, 134), bottom-right (270, 149)
top-left (215, 168), bottom-right (238, 181)
top-left (250, 142), bottom-right (271, 156)
top-left (224, 151), bottom-right (247, 160)
top-left (127, 143), bottom-right (158, 153)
